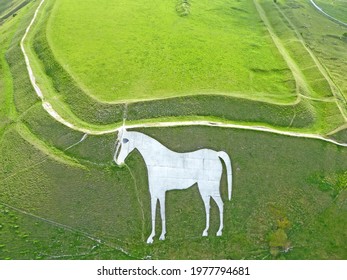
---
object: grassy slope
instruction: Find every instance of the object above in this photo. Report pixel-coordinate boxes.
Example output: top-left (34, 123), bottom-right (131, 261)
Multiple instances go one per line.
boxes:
top-left (23, 0), bottom-right (345, 135)
top-left (0, 1), bottom-right (31, 24)
top-left (0, 202), bottom-right (131, 260)
top-left (0, 2), bottom-right (135, 260)
top-left (0, 0), bottom-right (346, 260)
top-left (277, 0), bottom-right (347, 102)
top-left (0, 0), bottom-right (13, 16)
top-left (47, 0), bottom-right (296, 103)
top-left (258, 0), bottom-right (333, 100)
top-left (30, 22), bottom-right (316, 128)
top-left (255, 0), bottom-right (346, 132)
top-left (0, 0), bottom-right (19, 136)
top-left (1, 124), bottom-right (347, 259)
top-left (28, 5), bottom-right (315, 129)
top-left (314, 0), bottom-right (347, 23)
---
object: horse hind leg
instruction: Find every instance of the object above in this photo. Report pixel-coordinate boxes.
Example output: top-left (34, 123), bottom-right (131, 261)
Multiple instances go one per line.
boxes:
top-left (147, 197), bottom-right (158, 244)
top-left (212, 195), bottom-right (224, 236)
top-left (201, 193), bottom-right (211, 237)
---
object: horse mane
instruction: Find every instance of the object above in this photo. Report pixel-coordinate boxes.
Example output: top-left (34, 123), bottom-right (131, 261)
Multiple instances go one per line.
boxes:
top-left (127, 130), bottom-right (169, 152)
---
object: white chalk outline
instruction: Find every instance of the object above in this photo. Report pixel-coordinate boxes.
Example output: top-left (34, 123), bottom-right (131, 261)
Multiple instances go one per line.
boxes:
top-left (114, 128), bottom-right (232, 243)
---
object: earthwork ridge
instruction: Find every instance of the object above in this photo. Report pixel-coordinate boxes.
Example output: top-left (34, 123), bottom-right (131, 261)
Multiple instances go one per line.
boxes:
top-left (19, 0), bottom-right (346, 144)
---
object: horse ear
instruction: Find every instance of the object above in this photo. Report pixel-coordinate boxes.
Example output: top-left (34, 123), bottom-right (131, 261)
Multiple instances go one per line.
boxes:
top-left (122, 127), bottom-right (128, 136)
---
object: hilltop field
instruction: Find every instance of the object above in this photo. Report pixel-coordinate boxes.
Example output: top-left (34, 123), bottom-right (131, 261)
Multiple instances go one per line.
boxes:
top-left (0, 0), bottom-right (346, 259)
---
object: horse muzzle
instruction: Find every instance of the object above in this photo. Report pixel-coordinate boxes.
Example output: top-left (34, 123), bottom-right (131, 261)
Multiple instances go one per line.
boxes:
top-left (115, 159), bottom-right (124, 166)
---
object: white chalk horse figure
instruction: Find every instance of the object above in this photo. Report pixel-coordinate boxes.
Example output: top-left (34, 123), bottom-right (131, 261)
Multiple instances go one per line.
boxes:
top-left (114, 127), bottom-right (232, 244)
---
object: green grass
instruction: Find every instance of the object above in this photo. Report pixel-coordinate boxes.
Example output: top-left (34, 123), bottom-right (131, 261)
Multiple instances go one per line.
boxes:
top-left (0, 24), bottom-right (14, 137)
top-left (0, 0), bottom-right (13, 16)
top-left (0, 203), bottom-right (132, 260)
top-left (259, 0), bottom-right (334, 100)
top-left (276, 0), bottom-right (347, 102)
top-left (20, 0), bottom-right (344, 135)
top-left (0, 0), bottom-right (346, 260)
top-left (0, 128), bottom-right (144, 247)
top-left (330, 127), bottom-right (347, 143)
top-left (28, 7), bottom-right (314, 128)
top-left (314, 0), bottom-right (347, 23)
top-left (0, 0), bottom-right (34, 142)
top-left (0, 0), bottom-right (31, 24)
top-left (5, 2), bottom-right (39, 115)
top-left (46, 0), bottom-right (296, 103)
top-left (1, 124), bottom-right (347, 259)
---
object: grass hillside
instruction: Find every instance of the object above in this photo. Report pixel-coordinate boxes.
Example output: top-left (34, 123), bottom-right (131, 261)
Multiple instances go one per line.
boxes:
top-left (47, 0), bottom-right (297, 102)
top-left (1, 124), bottom-right (347, 259)
top-left (276, 0), bottom-right (347, 103)
top-left (0, 0), bottom-right (346, 260)
top-left (314, 0), bottom-right (347, 23)
top-left (0, 0), bottom-right (12, 15)
top-left (20, 0), bottom-right (344, 135)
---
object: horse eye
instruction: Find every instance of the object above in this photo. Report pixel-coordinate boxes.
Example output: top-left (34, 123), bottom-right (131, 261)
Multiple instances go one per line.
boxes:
top-left (122, 138), bottom-right (129, 144)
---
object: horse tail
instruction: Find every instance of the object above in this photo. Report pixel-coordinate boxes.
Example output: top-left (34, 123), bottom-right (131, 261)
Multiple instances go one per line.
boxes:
top-left (217, 151), bottom-right (232, 200)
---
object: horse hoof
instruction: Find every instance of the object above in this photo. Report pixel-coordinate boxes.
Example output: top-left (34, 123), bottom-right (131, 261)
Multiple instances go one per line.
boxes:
top-left (202, 231), bottom-right (208, 237)
top-left (159, 235), bottom-right (166, 241)
top-left (146, 237), bottom-right (154, 244)
top-left (216, 231), bottom-right (222, 236)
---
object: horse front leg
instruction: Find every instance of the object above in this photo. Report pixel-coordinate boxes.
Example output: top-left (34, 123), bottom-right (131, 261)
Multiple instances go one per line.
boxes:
top-left (159, 193), bottom-right (166, 241)
top-left (147, 196), bottom-right (158, 244)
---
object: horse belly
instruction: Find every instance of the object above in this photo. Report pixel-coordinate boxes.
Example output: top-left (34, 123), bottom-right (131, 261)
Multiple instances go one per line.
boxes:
top-left (147, 151), bottom-right (223, 191)
top-left (148, 167), bottom-right (198, 191)
top-left (163, 178), bottom-right (197, 190)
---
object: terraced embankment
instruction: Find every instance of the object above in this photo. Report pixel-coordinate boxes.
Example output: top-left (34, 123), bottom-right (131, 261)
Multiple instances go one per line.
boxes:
top-left (21, 0), bottom-right (345, 137)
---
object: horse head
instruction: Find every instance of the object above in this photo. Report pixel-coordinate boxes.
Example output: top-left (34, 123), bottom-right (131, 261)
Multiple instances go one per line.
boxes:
top-left (114, 127), bottom-right (135, 165)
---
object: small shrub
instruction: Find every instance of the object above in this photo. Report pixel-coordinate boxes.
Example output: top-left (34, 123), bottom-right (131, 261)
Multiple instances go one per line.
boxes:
top-left (176, 0), bottom-right (191, 17)
top-left (314, 171), bottom-right (347, 198)
top-left (267, 213), bottom-right (292, 258)
top-left (269, 229), bottom-right (288, 247)
top-left (269, 229), bottom-right (291, 257)
top-left (277, 217), bottom-right (291, 230)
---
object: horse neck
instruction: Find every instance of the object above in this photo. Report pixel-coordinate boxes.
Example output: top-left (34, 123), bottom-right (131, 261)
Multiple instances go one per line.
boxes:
top-left (130, 131), bottom-right (167, 163)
